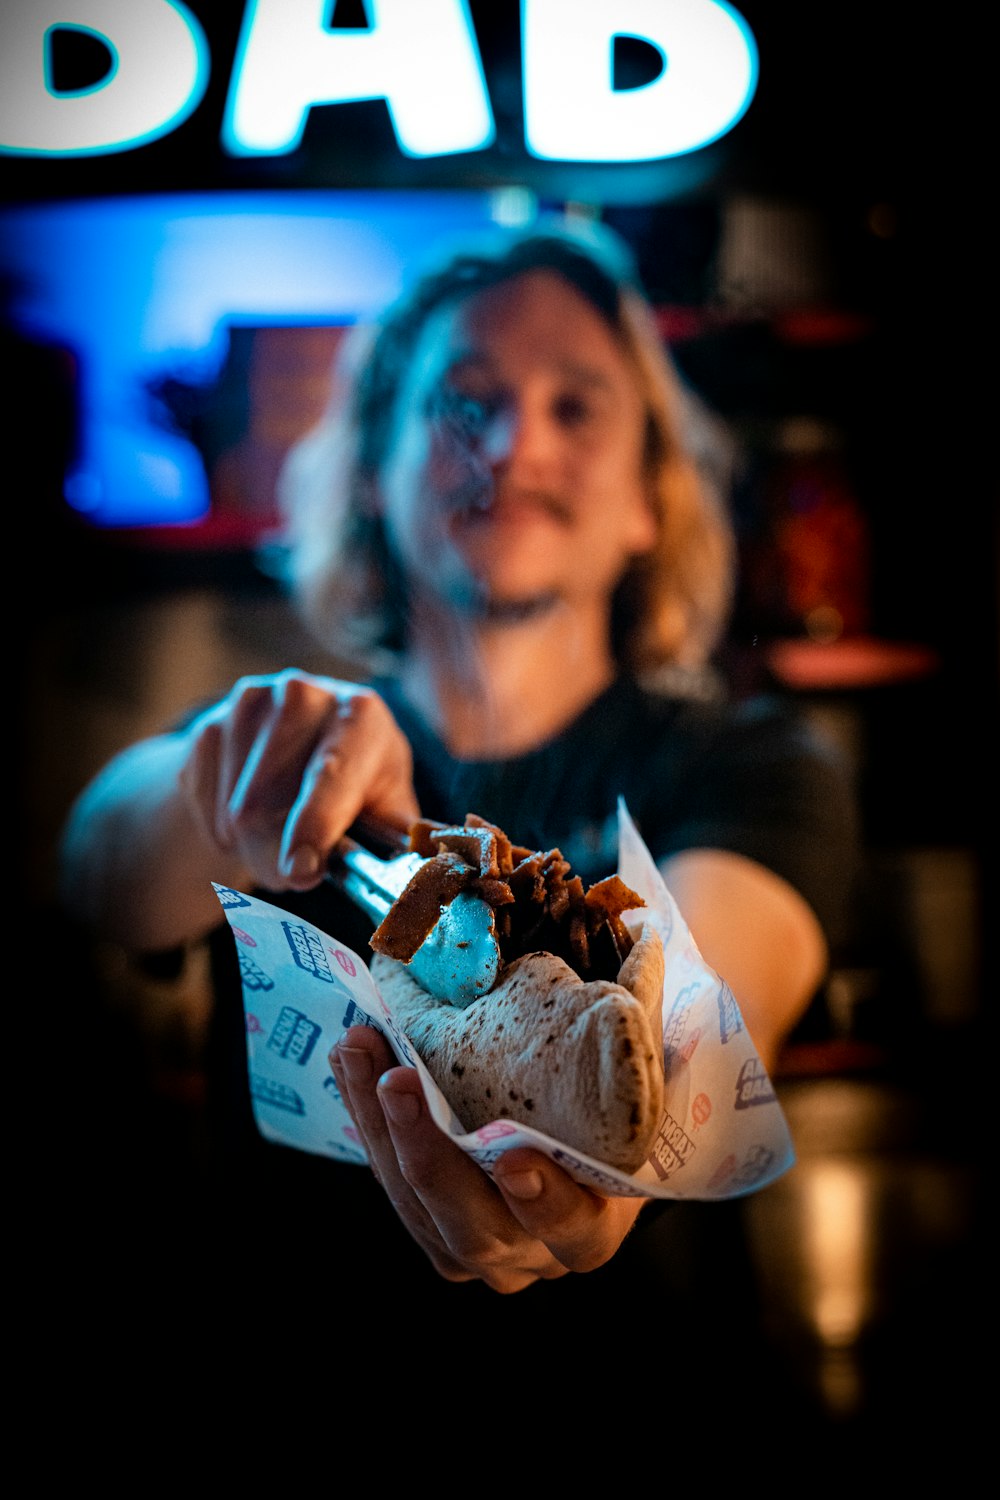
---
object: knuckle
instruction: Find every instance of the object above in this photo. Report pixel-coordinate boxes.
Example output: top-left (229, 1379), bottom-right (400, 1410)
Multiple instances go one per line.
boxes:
top-left (309, 748), bottom-right (343, 785)
top-left (337, 686), bottom-right (381, 728)
top-left (223, 680), bottom-right (274, 734)
top-left (229, 672), bottom-right (274, 706)
top-left (273, 668), bottom-right (320, 708)
top-left (458, 1238), bottom-right (512, 1276)
top-left (226, 669), bottom-right (323, 724)
top-left (394, 1152), bottom-right (434, 1196)
top-left (184, 715), bottom-right (220, 761)
top-left (432, 1260), bottom-right (477, 1285)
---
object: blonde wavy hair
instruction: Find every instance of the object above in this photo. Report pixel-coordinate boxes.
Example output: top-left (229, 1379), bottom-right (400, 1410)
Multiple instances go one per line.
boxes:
top-left (276, 217), bottom-right (736, 677)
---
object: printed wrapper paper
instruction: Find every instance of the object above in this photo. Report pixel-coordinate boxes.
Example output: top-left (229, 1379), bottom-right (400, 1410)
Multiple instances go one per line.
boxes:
top-left (214, 802), bottom-right (795, 1200)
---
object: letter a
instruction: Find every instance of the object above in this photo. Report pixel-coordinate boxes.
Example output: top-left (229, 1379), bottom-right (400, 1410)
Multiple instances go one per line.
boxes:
top-left (224, 0), bottom-right (494, 158)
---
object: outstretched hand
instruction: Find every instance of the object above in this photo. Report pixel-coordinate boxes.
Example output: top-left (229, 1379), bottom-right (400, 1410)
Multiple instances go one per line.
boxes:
top-left (180, 670), bottom-right (420, 895)
top-left (329, 1024), bottom-right (649, 1294)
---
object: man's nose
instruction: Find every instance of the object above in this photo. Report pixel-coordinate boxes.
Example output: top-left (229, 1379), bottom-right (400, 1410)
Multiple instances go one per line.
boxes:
top-left (481, 400), bottom-right (548, 472)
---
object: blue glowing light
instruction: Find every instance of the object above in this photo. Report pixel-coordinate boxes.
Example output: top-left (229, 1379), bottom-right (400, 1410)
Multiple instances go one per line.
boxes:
top-left (0, 190), bottom-right (508, 528)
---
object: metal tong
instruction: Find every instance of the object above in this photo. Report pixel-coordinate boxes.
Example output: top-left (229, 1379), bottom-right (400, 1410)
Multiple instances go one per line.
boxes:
top-left (326, 815), bottom-right (500, 1007)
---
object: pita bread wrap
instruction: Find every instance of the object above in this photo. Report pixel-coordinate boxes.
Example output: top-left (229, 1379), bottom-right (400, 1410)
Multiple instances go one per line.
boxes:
top-left (371, 922), bottom-right (665, 1173)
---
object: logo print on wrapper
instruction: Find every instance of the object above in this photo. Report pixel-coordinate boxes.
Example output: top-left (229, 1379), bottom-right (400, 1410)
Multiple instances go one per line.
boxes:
top-left (282, 919), bottom-right (337, 981)
top-left (250, 1073), bottom-right (305, 1115)
top-left (706, 1152), bottom-right (738, 1192)
top-left (731, 1145), bottom-right (777, 1191)
top-left (734, 1057), bottom-right (776, 1110)
top-left (476, 1148), bottom-right (510, 1175)
top-left (267, 1005), bottom-right (321, 1066)
top-left (213, 883), bottom-right (251, 909)
top-left (649, 1110), bottom-right (697, 1181)
top-left (663, 980), bottom-right (702, 1069)
top-left (716, 979), bottom-right (745, 1045)
top-left (374, 996), bottom-right (418, 1067)
top-left (551, 1148), bottom-right (629, 1195)
top-left (340, 996), bottom-right (383, 1035)
top-left (238, 949), bottom-right (274, 992)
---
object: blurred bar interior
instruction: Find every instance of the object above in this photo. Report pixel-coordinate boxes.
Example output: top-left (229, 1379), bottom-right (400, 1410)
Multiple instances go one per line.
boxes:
top-left (5, 0), bottom-right (993, 1455)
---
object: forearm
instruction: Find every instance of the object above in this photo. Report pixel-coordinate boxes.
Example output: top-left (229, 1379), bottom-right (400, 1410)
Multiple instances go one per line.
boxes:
top-left (659, 848), bottom-right (828, 1074)
top-left (59, 732), bottom-right (250, 953)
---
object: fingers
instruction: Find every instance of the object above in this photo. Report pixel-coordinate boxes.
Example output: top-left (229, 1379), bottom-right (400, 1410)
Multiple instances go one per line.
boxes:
top-left (280, 687), bottom-right (419, 875)
top-left (329, 1028), bottom-right (646, 1292)
top-left (181, 674), bottom-right (303, 867)
top-left (330, 1029), bottom-right (469, 1279)
top-left (330, 1028), bottom-right (568, 1293)
top-left (180, 706), bottom-right (229, 854)
top-left (179, 672), bottom-right (419, 893)
top-left (375, 1071), bottom-right (570, 1292)
top-left (493, 1150), bottom-right (649, 1274)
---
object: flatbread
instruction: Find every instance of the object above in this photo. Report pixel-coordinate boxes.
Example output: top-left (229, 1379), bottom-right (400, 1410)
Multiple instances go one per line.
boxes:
top-left (371, 922), bottom-right (665, 1174)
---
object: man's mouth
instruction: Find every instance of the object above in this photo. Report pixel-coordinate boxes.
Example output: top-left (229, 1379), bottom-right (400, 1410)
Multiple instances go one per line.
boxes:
top-left (449, 486), bottom-right (572, 526)
top-left (475, 591), bottom-right (562, 623)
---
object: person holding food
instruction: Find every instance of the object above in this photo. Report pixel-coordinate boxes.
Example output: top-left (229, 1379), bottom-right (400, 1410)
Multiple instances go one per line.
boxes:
top-left (59, 219), bottom-right (858, 1327)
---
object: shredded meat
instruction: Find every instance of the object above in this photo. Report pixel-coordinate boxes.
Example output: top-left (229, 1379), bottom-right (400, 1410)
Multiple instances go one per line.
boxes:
top-left (368, 850), bottom-right (474, 962)
top-left (370, 813), bottom-right (645, 983)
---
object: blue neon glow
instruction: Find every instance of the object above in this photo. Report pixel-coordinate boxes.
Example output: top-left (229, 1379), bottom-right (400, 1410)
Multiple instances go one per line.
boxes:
top-left (0, 0), bottom-right (210, 157)
top-left (222, 0), bottom-right (495, 159)
top-left (522, 0), bottom-right (758, 162)
top-left (0, 191), bottom-right (512, 527)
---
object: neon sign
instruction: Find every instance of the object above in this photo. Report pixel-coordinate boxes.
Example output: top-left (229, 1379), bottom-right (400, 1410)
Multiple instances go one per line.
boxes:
top-left (0, 0), bottom-right (758, 165)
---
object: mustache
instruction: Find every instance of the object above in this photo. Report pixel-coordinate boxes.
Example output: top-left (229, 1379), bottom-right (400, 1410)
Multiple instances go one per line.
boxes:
top-left (447, 477), bottom-right (572, 524)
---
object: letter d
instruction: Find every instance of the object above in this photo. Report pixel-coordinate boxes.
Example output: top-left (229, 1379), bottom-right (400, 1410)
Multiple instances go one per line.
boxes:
top-left (0, 0), bottom-right (209, 156)
top-left (523, 0), bottom-right (757, 162)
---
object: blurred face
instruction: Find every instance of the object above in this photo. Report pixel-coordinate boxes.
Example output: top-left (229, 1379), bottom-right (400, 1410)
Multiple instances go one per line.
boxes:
top-left (374, 269), bottom-right (657, 623)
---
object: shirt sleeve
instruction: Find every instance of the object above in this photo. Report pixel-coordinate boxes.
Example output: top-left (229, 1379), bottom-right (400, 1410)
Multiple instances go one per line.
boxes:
top-left (654, 697), bottom-right (862, 952)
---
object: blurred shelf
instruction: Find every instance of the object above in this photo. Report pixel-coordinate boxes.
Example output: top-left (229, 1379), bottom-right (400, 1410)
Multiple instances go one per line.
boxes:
top-left (774, 1036), bottom-right (891, 1080)
top-left (766, 634), bottom-right (940, 691)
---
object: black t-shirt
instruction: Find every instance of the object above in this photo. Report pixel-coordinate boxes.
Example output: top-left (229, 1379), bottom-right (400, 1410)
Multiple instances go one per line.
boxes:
top-left (374, 673), bottom-right (859, 951)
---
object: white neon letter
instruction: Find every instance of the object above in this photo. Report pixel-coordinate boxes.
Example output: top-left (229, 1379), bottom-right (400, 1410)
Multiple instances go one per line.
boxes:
top-left (0, 0), bottom-right (209, 157)
top-left (522, 0), bottom-right (757, 162)
top-left (223, 0), bottom-right (494, 158)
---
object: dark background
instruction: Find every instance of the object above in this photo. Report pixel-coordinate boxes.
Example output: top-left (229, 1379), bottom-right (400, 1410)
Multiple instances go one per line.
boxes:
top-left (5, 1), bottom-right (994, 1455)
